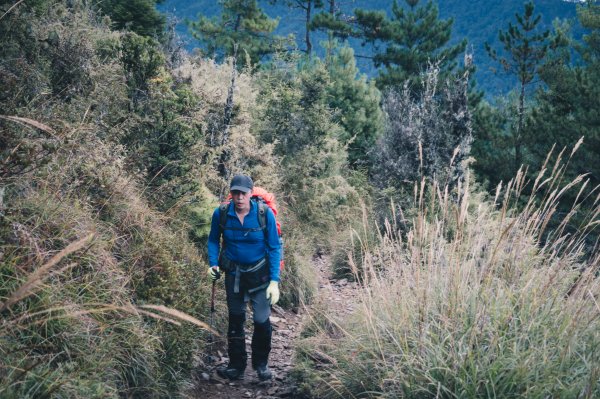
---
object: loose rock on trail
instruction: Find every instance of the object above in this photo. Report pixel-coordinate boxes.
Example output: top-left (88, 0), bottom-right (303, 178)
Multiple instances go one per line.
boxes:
top-left (187, 255), bottom-right (359, 399)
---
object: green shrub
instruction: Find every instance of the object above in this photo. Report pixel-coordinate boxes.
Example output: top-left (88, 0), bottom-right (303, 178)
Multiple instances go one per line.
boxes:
top-left (254, 59), bottom-right (361, 244)
top-left (278, 231), bottom-right (318, 308)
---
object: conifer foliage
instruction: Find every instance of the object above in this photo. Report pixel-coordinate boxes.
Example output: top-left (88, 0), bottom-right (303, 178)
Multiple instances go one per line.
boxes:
top-left (94, 0), bottom-right (166, 37)
top-left (527, 0), bottom-right (600, 212)
top-left (354, 0), bottom-right (466, 91)
top-left (188, 0), bottom-right (288, 67)
top-left (323, 42), bottom-right (383, 168)
top-left (310, 0), bottom-right (354, 40)
top-left (485, 1), bottom-right (554, 172)
top-left (310, 0), bottom-right (466, 93)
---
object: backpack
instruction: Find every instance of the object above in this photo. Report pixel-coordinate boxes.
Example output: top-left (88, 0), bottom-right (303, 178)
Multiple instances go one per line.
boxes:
top-left (219, 187), bottom-right (284, 269)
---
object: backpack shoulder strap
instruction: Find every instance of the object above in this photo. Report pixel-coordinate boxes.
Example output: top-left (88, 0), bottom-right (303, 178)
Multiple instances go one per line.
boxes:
top-left (257, 201), bottom-right (267, 232)
top-left (219, 202), bottom-right (230, 235)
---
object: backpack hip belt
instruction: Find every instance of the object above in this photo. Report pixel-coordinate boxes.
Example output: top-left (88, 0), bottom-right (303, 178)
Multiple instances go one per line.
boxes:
top-left (221, 256), bottom-right (270, 294)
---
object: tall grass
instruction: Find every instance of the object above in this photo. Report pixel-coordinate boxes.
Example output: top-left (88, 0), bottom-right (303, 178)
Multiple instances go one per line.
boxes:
top-left (295, 146), bottom-right (600, 398)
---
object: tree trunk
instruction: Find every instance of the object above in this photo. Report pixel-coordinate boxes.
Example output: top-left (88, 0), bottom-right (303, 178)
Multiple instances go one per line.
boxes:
top-left (233, 14), bottom-right (242, 32)
top-left (324, 0), bottom-right (335, 60)
top-left (305, 0), bottom-right (312, 54)
top-left (515, 78), bottom-right (525, 172)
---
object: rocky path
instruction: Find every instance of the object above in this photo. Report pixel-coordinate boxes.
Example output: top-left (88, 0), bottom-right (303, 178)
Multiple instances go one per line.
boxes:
top-left (187, 255), bottom-right (359, 399)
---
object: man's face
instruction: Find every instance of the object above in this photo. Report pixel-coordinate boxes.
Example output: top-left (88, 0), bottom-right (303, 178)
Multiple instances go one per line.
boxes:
top-left (231, 190), bottom-right (251, 211)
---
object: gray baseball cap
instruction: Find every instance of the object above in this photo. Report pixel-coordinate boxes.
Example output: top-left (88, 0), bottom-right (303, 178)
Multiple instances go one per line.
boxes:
top-left (230, 175), bottom-right (254, 193)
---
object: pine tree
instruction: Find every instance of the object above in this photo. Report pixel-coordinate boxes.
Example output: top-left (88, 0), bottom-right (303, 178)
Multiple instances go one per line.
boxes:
top-left (94, 0), bottom-right (166, 38)
top-left (471, 96), bottom-right (519, 188)
top-left (188, 0), bottom-right (288, 67)
top-left (324, 41), bottom-right (383, 167)
top-left (576, 0), bottom-right (600, 64)
top-left (353, 0), bottom-right (466, 92)
top-left (528, 1), bottom-right (599, 194)
top-left (310, 0), bottom-right (355, 40)
top-left (485, 1), bottom-right (553, 171)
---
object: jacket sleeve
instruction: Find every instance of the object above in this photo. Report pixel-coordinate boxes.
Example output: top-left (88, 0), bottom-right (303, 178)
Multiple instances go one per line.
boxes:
top-left (207, 207), bottom-right (221, 267)
top-left (265, 208), bottom-right (281, 282)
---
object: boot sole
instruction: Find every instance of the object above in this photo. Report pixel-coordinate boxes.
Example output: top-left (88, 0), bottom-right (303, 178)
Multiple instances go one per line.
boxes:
top-left (256, 370), bottom-right (273, 381)
top-left (216, 369), bottom-right (245, 380)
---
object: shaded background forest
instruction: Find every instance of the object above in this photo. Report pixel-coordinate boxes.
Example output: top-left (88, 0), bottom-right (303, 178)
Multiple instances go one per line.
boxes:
top-left (159, 0), bottom-right (584, 95)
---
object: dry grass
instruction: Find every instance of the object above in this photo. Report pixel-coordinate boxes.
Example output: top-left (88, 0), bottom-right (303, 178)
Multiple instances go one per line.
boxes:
top-left (295, 145), bottom-right (600, 398)
top-left (0, 233), bottom-right (94, 312)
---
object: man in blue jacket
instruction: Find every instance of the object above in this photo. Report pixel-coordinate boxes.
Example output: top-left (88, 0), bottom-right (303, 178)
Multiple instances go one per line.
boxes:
top-left (207, 174), bottom-right (281, 381)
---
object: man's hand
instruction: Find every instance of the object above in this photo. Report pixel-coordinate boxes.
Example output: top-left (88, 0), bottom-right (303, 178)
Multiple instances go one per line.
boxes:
top-left (266, 281), bottom-right (279, 306)
top-left (207, 266), bottom-right (221, 281)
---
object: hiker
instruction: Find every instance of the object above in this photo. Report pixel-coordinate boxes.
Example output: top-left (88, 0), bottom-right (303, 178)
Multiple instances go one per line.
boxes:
top-left (207, 174), bottom-right (281, 381)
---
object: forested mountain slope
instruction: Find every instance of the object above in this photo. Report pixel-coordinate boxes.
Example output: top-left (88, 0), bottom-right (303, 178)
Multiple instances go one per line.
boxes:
top-left (2, 0), bottom-right (598, 397)
top-left (159, 0), bottom-right (581, 96)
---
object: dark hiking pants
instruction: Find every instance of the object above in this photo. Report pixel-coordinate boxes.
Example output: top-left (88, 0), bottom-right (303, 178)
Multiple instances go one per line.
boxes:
top-left (225, 272), bottom-right (272, 371)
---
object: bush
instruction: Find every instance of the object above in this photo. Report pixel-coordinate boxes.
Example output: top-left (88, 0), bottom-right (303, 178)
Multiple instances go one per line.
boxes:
top-left (254, 58), bottom-right (361, 242)
top-left (373, 65), bottom-right (473, 191)
top-left (0, 122), bottom-right (213, 396)
top-left (278, 232), bottom-right (318, 308)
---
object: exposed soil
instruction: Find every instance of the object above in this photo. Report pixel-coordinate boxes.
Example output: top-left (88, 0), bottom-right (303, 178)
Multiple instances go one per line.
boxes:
top-left (187, 255), bottom-right (359, 399)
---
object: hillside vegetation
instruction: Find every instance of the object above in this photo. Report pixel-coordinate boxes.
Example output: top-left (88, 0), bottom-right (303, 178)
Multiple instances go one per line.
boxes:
top-left (1, 0), bottom-right (599, 398)
top-left (0, 0), bottom-right (361, 395)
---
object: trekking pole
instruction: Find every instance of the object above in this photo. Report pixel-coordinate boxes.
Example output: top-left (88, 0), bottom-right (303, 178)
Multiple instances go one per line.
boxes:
top-left (208, 279), bottom-right (217, 363)
top-left (211, 280), bottom-right (216, 316)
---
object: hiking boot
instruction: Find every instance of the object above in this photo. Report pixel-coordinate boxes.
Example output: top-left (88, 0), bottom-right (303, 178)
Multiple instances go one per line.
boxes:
top-left (216, 366), bottom-right (244, 380)
top-left (256, 365), bottom-right (272, 381)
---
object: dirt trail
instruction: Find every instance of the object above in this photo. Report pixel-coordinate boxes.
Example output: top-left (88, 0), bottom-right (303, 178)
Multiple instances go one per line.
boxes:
top-left (188, 255), bottom-right (359, 399)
